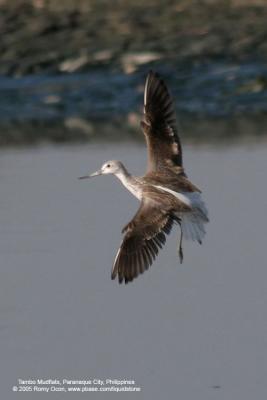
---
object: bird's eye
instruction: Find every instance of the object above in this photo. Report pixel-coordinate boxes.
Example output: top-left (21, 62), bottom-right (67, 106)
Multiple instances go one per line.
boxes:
top-left (107, 164), bottom-right (110, 168)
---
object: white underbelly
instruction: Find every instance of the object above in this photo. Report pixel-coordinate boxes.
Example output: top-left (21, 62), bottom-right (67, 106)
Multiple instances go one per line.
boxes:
top-left (127, 185), bottom-right (142, 200)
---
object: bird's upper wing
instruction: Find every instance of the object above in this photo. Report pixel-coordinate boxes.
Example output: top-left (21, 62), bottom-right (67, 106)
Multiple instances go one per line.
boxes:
top-left (111, 197), bottom-right (174, 284)
top-left (141, 71), bottom-right (183, 173)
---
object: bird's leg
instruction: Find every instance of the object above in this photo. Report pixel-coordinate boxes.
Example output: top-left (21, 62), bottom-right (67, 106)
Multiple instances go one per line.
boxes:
top-left (177, 218), bottom-right (183, 264)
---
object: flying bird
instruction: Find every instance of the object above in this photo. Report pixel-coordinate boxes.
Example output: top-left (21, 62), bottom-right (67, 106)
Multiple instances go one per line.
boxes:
top-left (79, 71), bottom-right (209, 284)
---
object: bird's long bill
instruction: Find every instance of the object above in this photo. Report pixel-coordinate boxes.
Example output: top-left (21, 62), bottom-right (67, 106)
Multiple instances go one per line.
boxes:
top-left (78, 170), bottom-right (102, 179)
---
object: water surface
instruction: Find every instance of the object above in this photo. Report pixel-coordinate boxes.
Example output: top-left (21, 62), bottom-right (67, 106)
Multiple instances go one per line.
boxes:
top-left (0, 142), bottom-right (266, 399)
top-left (1, 63), bottom-right (267, 121)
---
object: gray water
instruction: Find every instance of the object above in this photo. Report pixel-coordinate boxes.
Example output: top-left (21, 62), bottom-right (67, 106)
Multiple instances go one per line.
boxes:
top-left (0, 142), bottom-right (267, 399)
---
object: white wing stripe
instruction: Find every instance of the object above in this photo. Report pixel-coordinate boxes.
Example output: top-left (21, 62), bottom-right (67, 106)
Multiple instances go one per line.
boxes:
top-left (152, 185), bottom-right (208, 215)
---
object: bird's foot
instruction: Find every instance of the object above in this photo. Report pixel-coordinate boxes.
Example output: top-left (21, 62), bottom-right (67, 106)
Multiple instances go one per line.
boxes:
top-left (178, 243), bottom-right (183, 264)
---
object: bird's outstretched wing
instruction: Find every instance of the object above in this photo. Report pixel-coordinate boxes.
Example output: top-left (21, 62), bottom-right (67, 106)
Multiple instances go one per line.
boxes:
top-left (111, 198), bottom-right (174, 284)
top-left (141, 71), bottom-right (183, 173)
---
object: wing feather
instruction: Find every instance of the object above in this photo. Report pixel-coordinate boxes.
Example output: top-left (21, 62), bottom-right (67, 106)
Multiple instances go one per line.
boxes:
top-left (111, 199), bottom-right (174, 284)
top-left (141, 71), bottom-right (183, 173)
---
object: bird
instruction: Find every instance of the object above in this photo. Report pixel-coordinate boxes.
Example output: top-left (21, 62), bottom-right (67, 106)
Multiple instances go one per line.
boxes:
top-left (79, 71), bottom-right (209, 284)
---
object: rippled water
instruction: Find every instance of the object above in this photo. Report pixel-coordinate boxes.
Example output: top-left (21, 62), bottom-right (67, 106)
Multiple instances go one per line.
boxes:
top-left (1, 62), bottom-right (267, 123)
top-left (0, 141), bottom-right (266, 399)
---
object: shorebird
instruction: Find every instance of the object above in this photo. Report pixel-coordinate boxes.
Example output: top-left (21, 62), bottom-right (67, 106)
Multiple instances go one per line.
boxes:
top-left (79, 71), bottom-right (209, 284)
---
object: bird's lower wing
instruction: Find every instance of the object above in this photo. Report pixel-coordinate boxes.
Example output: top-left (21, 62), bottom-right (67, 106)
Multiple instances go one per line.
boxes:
top-left (111, 199), bottom-right (174, 284)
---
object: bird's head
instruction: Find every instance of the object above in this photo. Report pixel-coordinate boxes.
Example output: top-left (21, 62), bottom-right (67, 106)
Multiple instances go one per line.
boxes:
top-left (79, 160), bottom-right (123, 179)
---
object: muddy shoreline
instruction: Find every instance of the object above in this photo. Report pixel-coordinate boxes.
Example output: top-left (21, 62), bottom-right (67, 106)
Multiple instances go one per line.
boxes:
top-left (1, 1), bottom-right (267, 77)
top-left (1, 113), bottom-right (267, 147)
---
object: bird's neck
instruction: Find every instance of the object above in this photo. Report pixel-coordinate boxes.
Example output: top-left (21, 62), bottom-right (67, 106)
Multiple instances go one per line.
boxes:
top-left (115, 165), bottom-right (131, 186)
top-left (115, 166), bottom-right (142, 200)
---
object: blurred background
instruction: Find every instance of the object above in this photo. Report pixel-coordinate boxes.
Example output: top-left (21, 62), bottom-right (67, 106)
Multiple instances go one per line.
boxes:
top-left (1, 2), bottom-right (267, 400)
top-left (1, 0), bottom-right (267, 145)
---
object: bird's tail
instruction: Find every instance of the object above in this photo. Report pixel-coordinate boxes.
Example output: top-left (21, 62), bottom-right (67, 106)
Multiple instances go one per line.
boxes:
top-left (181, 207), bottom-right (209, 244)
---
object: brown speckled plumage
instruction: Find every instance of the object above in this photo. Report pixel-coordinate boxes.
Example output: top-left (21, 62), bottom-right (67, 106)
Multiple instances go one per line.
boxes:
top-left (110, 72), bottom-right (208, 284)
